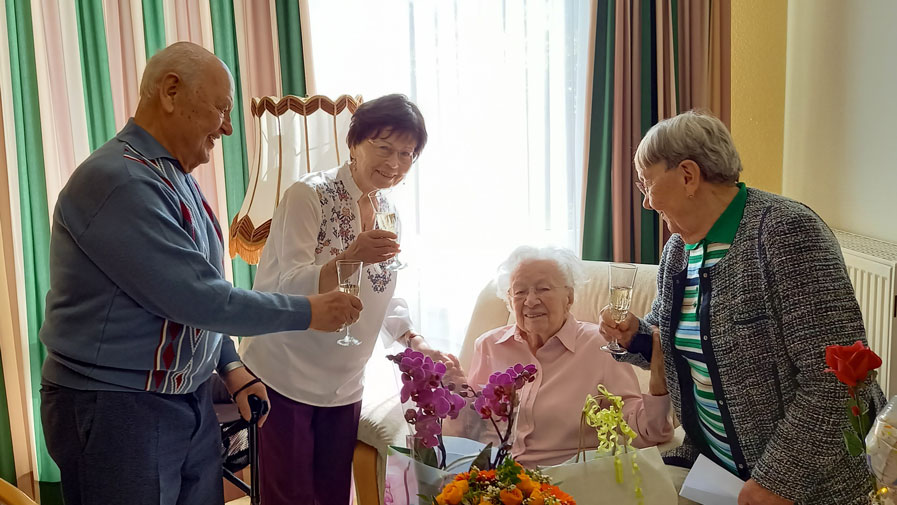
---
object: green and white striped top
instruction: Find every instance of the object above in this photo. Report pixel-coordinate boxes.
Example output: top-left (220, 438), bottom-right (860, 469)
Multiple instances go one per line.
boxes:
top-left (673, 182), bottom-right (747, 475)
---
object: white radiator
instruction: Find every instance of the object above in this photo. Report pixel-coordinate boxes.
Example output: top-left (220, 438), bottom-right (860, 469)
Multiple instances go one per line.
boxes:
top-left (834, 230), bottom-right (897, 397)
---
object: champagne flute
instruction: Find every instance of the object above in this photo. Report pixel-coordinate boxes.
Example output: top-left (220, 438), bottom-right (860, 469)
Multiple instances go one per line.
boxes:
top-left (368, 189), bottom-right (406, 271)
top-left (601, 263), bottom-right (638, 355)
top-left (336, 260), bottom-right (363, 346)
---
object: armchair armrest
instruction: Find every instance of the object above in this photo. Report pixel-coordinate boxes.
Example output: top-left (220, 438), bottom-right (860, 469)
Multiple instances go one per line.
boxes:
top-left (356, 394), bottom-right (409, 505)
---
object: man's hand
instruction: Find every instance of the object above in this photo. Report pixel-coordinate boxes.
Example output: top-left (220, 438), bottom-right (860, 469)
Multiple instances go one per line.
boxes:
top-left (221, 366), bottom-right (270, 427)
top-left (597, 304), bottom-right (639, 349)
top-left (648, 326), bottom-right (668, 396)
top-left (343, 230), bottom-right (400, 264)
top-left (738, 479), bottom-right (793, 505)
top-left (307, 291), bottom-right (363, 332)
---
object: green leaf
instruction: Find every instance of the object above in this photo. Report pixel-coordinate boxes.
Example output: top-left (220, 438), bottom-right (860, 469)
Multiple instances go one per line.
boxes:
top-left (496, 458), bottom-right (522, 485)
top-left (471, 443), bottom-right (493, 471)
top-left (416, 493), bottom-right (437, 505)
top-left (415, 446), bottom-right (439, 468)
top-left (389, 445), bottom-right (411, 456)
top-left (859, 409), bottom-right (871, 438)
top-left (843, 428), bottom-right (865, 457)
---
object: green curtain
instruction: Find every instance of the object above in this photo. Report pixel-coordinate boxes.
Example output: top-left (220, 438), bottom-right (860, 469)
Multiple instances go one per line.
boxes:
top-left (210, 0), bottom-right (255, 289)
top-left (0, 353), bottom-right (14, 484)
top-left (142, 0), bottom-right (166, 59)
top-left (275, 0), bottom-right (307, 97)
top-left (583, 0), bottom-right (669, 264)
top-left (638, 0), bottom-right (660, 265)
top-left (75, 0), bottom-right (117, 150)
top-left (4, 0), bottom-right (60, 500)
top-left (581, 0), bottom-right (615, 262)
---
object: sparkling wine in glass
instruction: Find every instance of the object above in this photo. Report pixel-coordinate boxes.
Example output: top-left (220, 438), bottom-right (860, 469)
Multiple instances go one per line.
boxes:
top-left (336, 260), bottom-right (363, 346)
top-left (601, 263), bottom-right (638, 355)
top-left (368, 190), bottom-right (406, 271)
top-left (609, 286), bottom-right (633, 323)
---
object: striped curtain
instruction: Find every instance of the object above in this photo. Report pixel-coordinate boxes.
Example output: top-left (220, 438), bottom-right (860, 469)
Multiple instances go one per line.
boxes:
top-left (582, 0), bottom-right (731, 263)
top-left (0, 0), bottom-right (310, 499)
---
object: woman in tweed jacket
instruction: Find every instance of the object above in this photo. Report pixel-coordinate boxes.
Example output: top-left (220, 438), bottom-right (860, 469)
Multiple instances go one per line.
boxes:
top-left (599, 111), bottom-right (885, 505)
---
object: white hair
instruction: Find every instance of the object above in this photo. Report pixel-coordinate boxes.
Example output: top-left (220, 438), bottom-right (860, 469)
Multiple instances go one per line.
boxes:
top-left (495, 246), bottom-right (586, 303)
top-left (634, 110), bottom-right (743, 184)
top-left (139, 42), bottom-right (215, 100)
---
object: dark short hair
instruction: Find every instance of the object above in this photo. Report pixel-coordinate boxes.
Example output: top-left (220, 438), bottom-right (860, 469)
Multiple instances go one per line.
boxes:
top-left (347, 94), bottom-right (428, 159)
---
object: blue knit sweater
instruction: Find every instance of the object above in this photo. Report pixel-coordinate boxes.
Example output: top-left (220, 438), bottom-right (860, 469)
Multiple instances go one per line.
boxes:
top-left (41, 120), bottom-right (312, 394)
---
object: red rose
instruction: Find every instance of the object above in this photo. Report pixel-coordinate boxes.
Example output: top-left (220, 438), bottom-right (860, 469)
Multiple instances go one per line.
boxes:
top-left (825, 341), bottom-right (882, 387)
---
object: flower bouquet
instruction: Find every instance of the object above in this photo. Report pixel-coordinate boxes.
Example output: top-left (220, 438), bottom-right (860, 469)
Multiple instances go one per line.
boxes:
top-left (384, 354), bottom-right (539, 505)
top-left (431, 458), bottom-right (575, 505)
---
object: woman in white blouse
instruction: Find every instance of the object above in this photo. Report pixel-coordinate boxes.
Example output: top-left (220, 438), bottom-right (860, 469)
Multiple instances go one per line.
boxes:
top-left (240, 94), bottom-right (444, 505)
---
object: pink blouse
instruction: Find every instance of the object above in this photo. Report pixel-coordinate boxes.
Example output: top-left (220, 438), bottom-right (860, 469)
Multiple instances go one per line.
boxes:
top-left (467, 314), bottom-right (673, 467)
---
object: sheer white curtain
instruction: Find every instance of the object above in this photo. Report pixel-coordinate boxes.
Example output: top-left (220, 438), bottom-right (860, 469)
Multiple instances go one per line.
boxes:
top-left (307, 0), bottom-right (591, 354)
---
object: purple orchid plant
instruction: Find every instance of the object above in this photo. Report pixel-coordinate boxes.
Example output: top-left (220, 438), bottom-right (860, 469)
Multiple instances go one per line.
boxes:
top-left (386, 348), bottom-right (466, 469)
top-left (457, 363), bottom-right (538, 469)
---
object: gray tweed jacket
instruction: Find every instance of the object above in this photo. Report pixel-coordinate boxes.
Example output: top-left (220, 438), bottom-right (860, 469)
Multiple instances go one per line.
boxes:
top-left (621, 188), bottom-right (885, 505)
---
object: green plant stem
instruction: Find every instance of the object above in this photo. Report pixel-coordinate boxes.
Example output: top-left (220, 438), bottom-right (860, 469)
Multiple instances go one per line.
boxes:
top-left (491, 403), bottom-right (517, 469)
top-left (436, 433), bottom-right (447, 470)
top-left (489, 416), bottom-right (503, 469)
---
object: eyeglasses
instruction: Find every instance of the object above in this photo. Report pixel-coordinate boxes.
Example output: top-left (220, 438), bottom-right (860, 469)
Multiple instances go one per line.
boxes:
top-left (367, 139), bottom-right (415, 166)
top-left (635, 160), bottom-right (682, 195)
top-left (635, 179), bottom-right (652, 196)
top-left (509, 285), bottom-right (567, 302)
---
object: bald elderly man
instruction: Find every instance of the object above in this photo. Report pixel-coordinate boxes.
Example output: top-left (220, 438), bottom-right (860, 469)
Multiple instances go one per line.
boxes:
top-left (39, 42), bottom-right (362, 504)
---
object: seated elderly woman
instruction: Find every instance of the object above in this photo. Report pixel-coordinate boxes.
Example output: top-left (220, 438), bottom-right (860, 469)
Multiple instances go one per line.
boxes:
top-left (599, 110), bottom-right (885, 505)
top-left (444, 245), bottom-right (674, 468)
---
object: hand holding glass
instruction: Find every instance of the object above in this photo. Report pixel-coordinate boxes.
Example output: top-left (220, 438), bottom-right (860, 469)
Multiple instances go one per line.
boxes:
top-left (601, 263), bottom-right (638, 355)
top-left (368, 190), bottom-right (406, 270)
top-left (336, 260), bottom-right (363, 346)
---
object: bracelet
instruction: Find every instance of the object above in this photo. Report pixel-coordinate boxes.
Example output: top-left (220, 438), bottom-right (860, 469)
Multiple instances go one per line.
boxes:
top-left (231, 377), bottom-right (262, 401)
top-left (220, 361), bottom-right (245, 374)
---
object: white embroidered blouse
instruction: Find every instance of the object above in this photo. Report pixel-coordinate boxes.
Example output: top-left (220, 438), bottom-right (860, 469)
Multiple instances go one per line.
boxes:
top-left (240, 161), bottom-right (413, 406)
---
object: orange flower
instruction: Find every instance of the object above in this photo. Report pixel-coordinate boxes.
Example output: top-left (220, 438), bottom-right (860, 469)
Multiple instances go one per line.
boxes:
top-left (477, 498), bottom-right (492, 505)
top-left (478, 470), bottom-right (496, 480)
top-left (528, 489), bottom-right (545, 505)
top-left (436, 481), bottom-right (467, 505)
top-left (516, 473), bottom-right (537, 496)
top-left (499, 487), bottom-right (523, 505)
top-left (454, 472), bottom-right (470, 482)
top-left (540, 483), bottom-right (576, 504)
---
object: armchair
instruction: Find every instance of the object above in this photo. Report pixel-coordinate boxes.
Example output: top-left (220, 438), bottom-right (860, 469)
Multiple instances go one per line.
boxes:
top-left (353, 260), bottom-right (683, 505)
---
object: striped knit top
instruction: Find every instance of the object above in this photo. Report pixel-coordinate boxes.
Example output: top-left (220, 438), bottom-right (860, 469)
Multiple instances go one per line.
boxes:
top-left (673, 182), bottom-right (747, 475)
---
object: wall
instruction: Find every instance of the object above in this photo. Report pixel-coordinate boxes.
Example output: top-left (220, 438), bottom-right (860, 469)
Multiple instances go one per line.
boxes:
top-left (729, 0), bottom-right (788, 194)
top-left (782, 0), bottom-right (897, 243)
